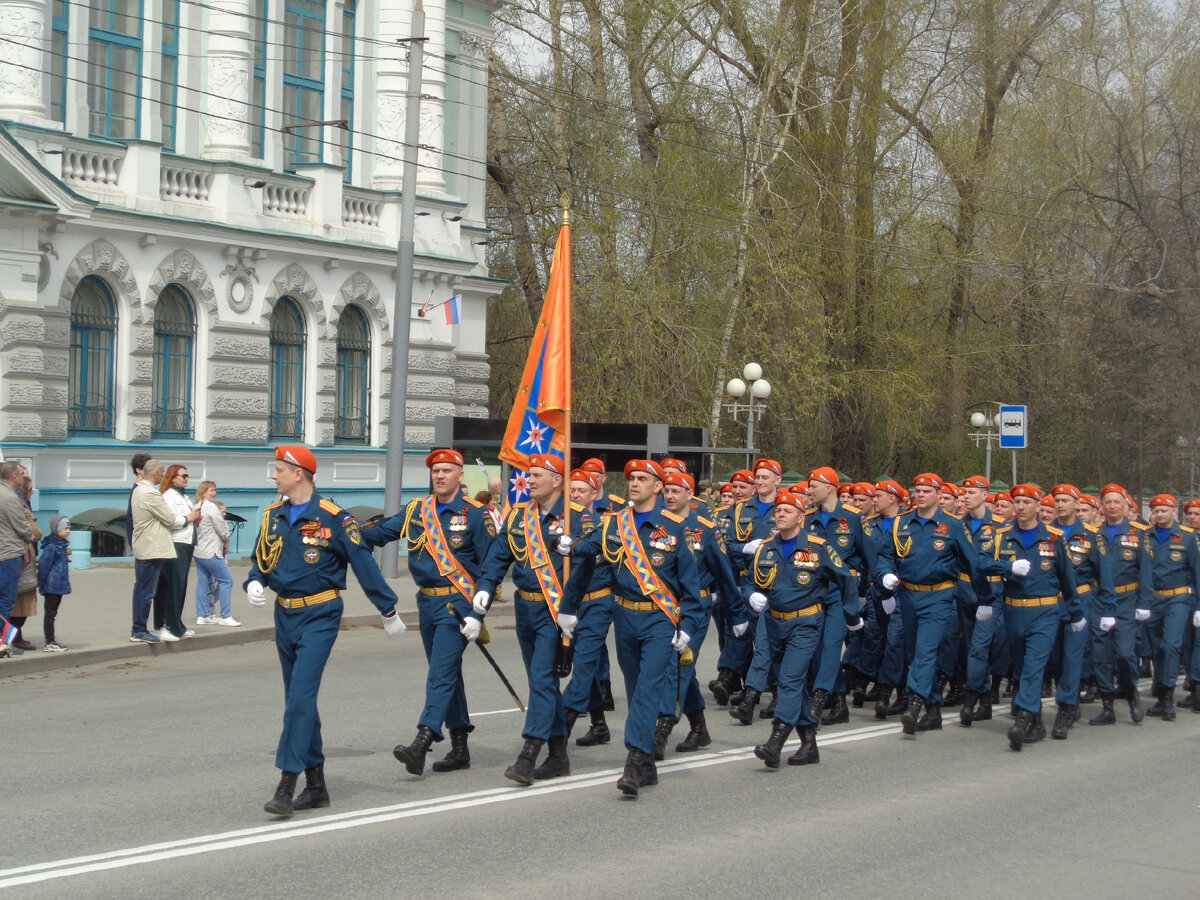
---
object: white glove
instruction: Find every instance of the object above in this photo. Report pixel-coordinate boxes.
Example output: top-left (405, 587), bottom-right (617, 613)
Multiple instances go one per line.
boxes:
top-left (732, 621), bottom-right (749, 638)
top-left (881, 573), bottom-right (900, 591)
top-left (881, 597), bottom-right (897, 615)
top-left (1100, 616), bottom-right (1116, 632)
top-left (1193, 611), bottom-right (1200, 628)
top-left (846, 617), bottom-right (865, 632)
top-left (555, 534), bottom-right (574, 556)
top-left (1071, 617), bottom-right (1087, 633)
top-left (742, 539), bottom-right (763, 556)
top-left (459, 616), bottom-right (482, 641)
top-left (472, 590), bottom-right (491, 615)
top-left (672, 630), bottom-right (691, 653)
top-left (557, 613), bottom-right (578, 639)
top-left (1135, 608), bottom-right (1150, 622)
top-left (246, 580), bottom-right (266, 607)
top-left (748, 591), bottom-right (768, 613)
top-left (382, 610), bottom-right (406, 637)
top-left (1011, 559), bottom-right (1032, 577)
top-left (976, 605), bottom-right (993, 622)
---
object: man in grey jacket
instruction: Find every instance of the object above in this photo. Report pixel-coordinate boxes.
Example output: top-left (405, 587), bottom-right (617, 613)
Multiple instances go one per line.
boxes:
top-left (130, 459), bottom-right (200, 643)
top-left (0, 461), bottom-right (34, 630)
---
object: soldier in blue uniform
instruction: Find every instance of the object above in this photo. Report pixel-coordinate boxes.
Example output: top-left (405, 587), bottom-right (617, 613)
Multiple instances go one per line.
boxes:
top-left (472, 452), bottom-right (593, 784)
top-left (745, 489), bottom-right (860, 768)
top-left (876, 473), bottom-right (1010, 736)
top-left (1047, 484), bottom-right (1115, 738)
top-left (579, 457), bottom-right (621, 711)
top-left (246, 446), bottom-right (405, 817)
top-left (563, 459), bottom-right (704, 797)
top-left (361, 449), bottom-right (495, 776)
top-left (869, 480), bottom-right (909, 719)
top-left (990, 484), bottom-right (1085, 750)
top-left (655, 471), bottom-right (748, 756)
top-left (1142, 493), bottom-right (1200, 720)
top-left (958, 476), bottom-right (1007, 726)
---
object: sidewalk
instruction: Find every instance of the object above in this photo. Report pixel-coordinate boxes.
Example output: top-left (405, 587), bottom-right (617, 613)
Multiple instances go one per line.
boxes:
top-left (0, 561), bottom-right (513, 679)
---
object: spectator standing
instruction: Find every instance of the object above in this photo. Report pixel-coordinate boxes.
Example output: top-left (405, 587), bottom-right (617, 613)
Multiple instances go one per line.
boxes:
top-left (130, 459), bottom-right (199, 644)
top-left (475, 490), bottom-right (503, 533)
top-left (153, 464), bottom-right (197, 640)
top-left (38, 515), bottom-right (72, 651)
top-left (7, 468), bottom-right (43, 651)
top-left (194, 480), bottom-right (238, 626)
top-left (0, 463), bottom-right (34, 654)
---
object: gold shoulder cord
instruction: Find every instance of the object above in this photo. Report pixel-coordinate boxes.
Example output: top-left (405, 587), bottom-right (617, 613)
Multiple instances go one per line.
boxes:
top-left (402, 499), bottom-right (426, 554)
top-left (893, 516), bottom-right (913, 559)
top-left (735, 502), bottom-right (752, 542)
top-left (507, 507), bottom-right (529, 564)
top-left (753, 544), bottom-right (776, 589)
top-left (256, 507), bottom-right (283, 574)
top-left (601, 516), bottom-right (625, 565)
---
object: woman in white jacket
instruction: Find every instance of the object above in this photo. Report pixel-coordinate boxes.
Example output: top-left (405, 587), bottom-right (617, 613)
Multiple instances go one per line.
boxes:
top-left (153, 464), bottom-right (198, 640)
top-left (193, 480), bottom-right (238, 626)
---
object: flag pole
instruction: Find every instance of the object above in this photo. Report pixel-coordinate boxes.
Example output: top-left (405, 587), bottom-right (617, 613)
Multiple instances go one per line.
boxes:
top-left (560, 194), bottom-right (572, 560)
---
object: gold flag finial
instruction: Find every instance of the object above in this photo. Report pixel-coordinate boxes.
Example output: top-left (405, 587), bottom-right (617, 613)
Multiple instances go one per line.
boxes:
top-left (560, 192), bottom-right (571, 227)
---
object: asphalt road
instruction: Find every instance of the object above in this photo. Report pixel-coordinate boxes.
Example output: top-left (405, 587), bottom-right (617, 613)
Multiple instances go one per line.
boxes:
top-left (3, 624), bottom-right (1198, 898)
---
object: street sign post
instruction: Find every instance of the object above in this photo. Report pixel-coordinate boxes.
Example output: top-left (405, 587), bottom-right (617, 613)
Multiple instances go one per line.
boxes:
top-left (999, 405), bottom-right (1027, 449)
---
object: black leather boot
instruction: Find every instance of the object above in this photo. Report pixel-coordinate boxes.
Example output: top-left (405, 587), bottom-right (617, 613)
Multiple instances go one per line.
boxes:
top-left (504, 738), bottom-right (544, 785)
top-left (264, 771), bottom-right (299, 816)
top-left (293, 764), bottom-right (330, 810)
top-left (1146, 683), bottom-right (1165, 717)
top-left (900, 694), bottom-right (923, 735)
top-left (575, 710), bottom-right (610, 746)
top-left (1025, 713), bottom-right (1046, 743)
top-left (564, 708), bottom-right (580, 737)
top-left (1162, 686), bottom-right (1177, 721)
top-left (1079, 677), bottom-right (1097, 704)
top-left (916, 702), bottom-right (942, 731)
top-left (788, 724), bottom-right (820, 765)
top-left (864, 683), bottom-right (882, 703)
top-left (728, 688), bottom-right (746, 707)
top-left (874, 685), bottom-right (893, 720)
top-left (652, 715), bottom-right (676, 761)
top-left (533, 735), bottom-right (571, 780)
top-left (753, 720), bottom-right (792, 769)
top-left (959, 691), bottom-right (980, 727)
top-left (431, 729), bottom-right (471, 772)
top-left (820, 693), bottom-right (849, 727)
top-left (975, 691), bottom-right (993, 722)
top-left (935, 673), bottom-right (949, 702)
top-left (730, 686), bottom-right (762, 725)
top-left (676, 711), bottom-right (711, 752)
top-left (640, 750), bottom-right (658, 786)
top-left (1051, 704), bottom-right (1074, 739)
top-left (849, 669), bottom-right (867, 708)
top-left (989, 680), bottom-right (1002, 706)
top-left (888, 688), bottom-right (908, 716)
top-left (1129, 686), bottom-right (1145, 724)
top-left (810, 688), bottom-right (831, 722)
top-left (710, 668), bottom-right (741, 706)
top-left (758, 689), bottom-right (777, 719)
top-left (617, 748), bottom-right (646, 796)
top-left (600, 679), bottom-right (616, 711)
top-left (1008, 709), bottom-right (1032, 751)
top-left (393, 725), bottom-right (437, 776)
top-left (1088, 695), bottom-right (1116, 725)
top-left (946, 679), bottom-right (966, 707)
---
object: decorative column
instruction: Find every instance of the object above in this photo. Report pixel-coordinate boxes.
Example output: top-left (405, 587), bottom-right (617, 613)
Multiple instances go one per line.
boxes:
top-left (415, 0), bottom-right (445, 193)
top-left (372, 0), bottom-right (415, 189)
top-left (202, 0), bottom-right (254, 159)
top-left (0, 0), bottom-right (49, 122)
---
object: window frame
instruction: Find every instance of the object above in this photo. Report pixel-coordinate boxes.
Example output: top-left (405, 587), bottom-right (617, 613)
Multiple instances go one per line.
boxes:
top-left (334, 304), bottom-right (370, 443)
top-left (151, 284), bottom-right (196, 437)
top-left (269, 297), bottom-right (307, 440)
top-left (68, 275), bottom-right (118, 436)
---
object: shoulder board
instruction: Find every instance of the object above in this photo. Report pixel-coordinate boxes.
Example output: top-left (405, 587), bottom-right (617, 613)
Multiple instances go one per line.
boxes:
top-left (1132, 521), bottom-right (1150, 531)
top-left (569, 501), bottom-right (588, 513)
top-left (808, 534), bottom-right (826, 545)
top-left (843, 503), bottom-right (861, 515)
top-left (1084, 522), bottom-right (1101, 534)
top-left (996, 525), bottom-right (1014, 535)
top-left (505, 504), bottom-right (526, 526)
top-left (698, 516), bottom-right (715, 528)
top-left (319, 498), bottom-right (343, 515)
top-left (1183, 525), bottom-right (1196, 534)
top-left (1046, 525), bottom-right (1064, 537)
top-left (607, 493), bottom-right (626, 506)
top-left (464, 496), bottom-right (484, 508)
top-left (862, 513), bottom-right (879, 522)
top-left (661, 510), bottom-right (685, 524)
top-left (265, 501), bottom-right (283, 512)
top-left (948, 512), bottom-right (964, 520)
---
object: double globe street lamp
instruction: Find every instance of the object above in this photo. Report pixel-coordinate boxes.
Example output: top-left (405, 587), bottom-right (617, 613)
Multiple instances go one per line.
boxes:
top-left (725, 363), bottom-right (771, 469)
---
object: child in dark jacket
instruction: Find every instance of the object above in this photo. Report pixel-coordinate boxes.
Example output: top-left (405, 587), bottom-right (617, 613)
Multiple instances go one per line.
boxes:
top-left (38, 514), bottom-right (72, 651)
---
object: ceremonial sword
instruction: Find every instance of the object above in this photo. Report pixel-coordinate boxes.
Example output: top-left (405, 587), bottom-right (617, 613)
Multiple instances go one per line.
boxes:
top-left (446, 602), bottom-right (526, 712)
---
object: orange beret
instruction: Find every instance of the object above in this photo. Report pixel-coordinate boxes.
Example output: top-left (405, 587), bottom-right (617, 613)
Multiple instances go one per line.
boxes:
top-left (792, 480), bottom-right (810, 493)
top-left (570, 469), bottom-right (601, 491)
top-left (529, 452), bottom-right (565, 475)
top-left (913, 473), bottom-right (942, 489)
top-left (1052, 484), bottom-right (1081, 500)
top-left (730, 469), bottom-right (754, 485)
top-left (720, 483), bottom-right (733, 493)
top-left (624, 459), bottom-right (665, 481)
top-left (837, 484), bottom-right (854, 497)
top-left (275, 445), bottom-right (317, 474)
top-left (1150, 493), bottom-right (1177, 509)
top-left (875, 479), bottom-right (908, 500)
top-left (1011, 483), bottom-right (1043, 501)
top-left (993, 491), bottom-right (1012, 503)
top-left (425, 448), bottom-right (464, 468)
top-left (660, 458), bottom-right (688, 473)
top-left (1184, 499), bottom-right (1200, 513)
top-left (962, 475), bottom-right (989, 490)
top-left (663, 471), bottom-right (695, 491)
top-left (1039, 494), bottom-right (1056, 508)
top-left (1080, 494), bottom-right (1101, 510)
top-left (581, 458), bottom-right (606, 476)
top-left (1100, 483), bottom-right (1125, 499)
top-left (754, 458), bottom-right (782, 477)
top-left (809, 466), bottom-right (838, 486)
top-left (775, 490), bottom-right (808, 510)
top-left (854, 482), bottom-right (875, 496)
top-left (939, 482), bottom-right (960, 497)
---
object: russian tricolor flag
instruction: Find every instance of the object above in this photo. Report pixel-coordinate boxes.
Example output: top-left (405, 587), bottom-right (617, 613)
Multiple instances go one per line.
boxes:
top-left (444, 294), bottom-right (462, 325)
top-left (1, 619), bottom-right (17, 646)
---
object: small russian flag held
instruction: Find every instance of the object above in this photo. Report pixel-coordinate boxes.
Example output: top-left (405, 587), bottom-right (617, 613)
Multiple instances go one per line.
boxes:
top-left (444, 294), bottom-right (463, 325)
top-left (1, 619), bottom-right (17, 646)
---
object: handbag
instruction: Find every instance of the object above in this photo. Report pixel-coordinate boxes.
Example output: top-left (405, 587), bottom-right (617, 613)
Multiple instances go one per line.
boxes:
top-left (17, 543), bottom-right (37, 593)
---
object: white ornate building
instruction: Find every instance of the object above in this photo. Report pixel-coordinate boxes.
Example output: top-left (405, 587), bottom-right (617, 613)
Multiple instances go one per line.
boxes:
top-left (0, 0), bottom-right (499, 551)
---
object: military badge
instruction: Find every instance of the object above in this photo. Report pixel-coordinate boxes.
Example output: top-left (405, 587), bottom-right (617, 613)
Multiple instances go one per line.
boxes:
top-left (450, 535), bottom-right (464, 548)
top-left (1123, 549), bottom-right (1135, 561)
top-left (932, 539), bottom-right (946, 551)
top-left (343, 515), bottom-right (361, 545)
top-left (798, 572), bottom-right (811, 585)
top-left (837, 535), bottom-right (850, 547)
top-left (1041, 559), bottom-right (1053, 571)
top-left (304, 549), bottom-right (320, 564)
top-left (651, 553), bottom-right (665, 566)
top-left (1172, 551), bottom-right (1183, 562)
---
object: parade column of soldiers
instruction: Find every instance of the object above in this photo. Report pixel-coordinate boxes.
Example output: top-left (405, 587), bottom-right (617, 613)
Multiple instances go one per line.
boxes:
top-left (245, 444), bottom-right (1200, 813)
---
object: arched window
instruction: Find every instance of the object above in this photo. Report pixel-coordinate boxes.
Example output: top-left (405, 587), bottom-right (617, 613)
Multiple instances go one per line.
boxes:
top-left (269, 297), bottom-right (306, 438)
top-left (152, 284), bottom-right (195, 436)
top-left (335, 305), bottom-right (369, 442)
top-left (69, 275), bottom-right (117, 435)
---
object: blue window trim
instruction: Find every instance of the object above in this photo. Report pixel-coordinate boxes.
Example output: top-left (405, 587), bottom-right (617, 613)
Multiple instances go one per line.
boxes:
top-left (282, 0), bottom-right (326, 167)
top-left (88, 0), bottom-right (144, 140)
top-left (160, 0), bottom-right (180, 150)
top-left (69, 276), bottom-right (117, 436)
top-left (50, 0), bottom-right (69, 123)
top-left (269, 297), bottom-right (306, 440)
top-left (151, 285), bottom-right (195, 437)
top-left (335, 304), bottom-right (369, 443)
top-left (251, 0), bottom-right (268, 158)
top-left (340, 0), bottom-right (356, 181)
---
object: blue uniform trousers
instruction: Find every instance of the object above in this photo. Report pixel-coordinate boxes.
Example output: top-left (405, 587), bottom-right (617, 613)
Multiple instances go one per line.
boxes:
top-left (900, 587), bottom-right (955, 702)
top-left (660, 605), bottom-right (712, 717)
top-left (813, 596), bottom-right (848, 694)
top-left (964, 608), bottom-right (1008, 693)
top-left (562, 593), bottom-right (614, 714)
top-left (1092, 597), bottom-right (1140, 696)
top-left (415, 595), bottom-right (472, 740)
top-left (745, 610), bottom-right (778, 692)
top-left (1053, 594), bottom-right (1093, 705)
top-left (716, 607), bottom-right (756, 675)
top-left (936, 602), bottom-right (966, 681)
top-left (613, 605), bottom-right (676, 754)
top-left (767, 611), bottom-right (823, 727)
top-left (848, 592), bottom-right (885, 681)
top-left (514, 596), bottom-right (567, 741)
top-left (1005, 603), bottom-right (1059, 715)
top-left (1146, 600), bottom-right (1189, 689)
top-left (274, 597), bottom-right (343, 773)
top-left (879, 608), bottom-right (907, 687)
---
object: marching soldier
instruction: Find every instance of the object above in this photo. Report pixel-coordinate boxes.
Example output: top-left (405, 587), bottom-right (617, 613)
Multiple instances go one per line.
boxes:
top-left (472, 452), bottom-right (593, 784)
top-left (246, 446), bottom-right (405, 816)
top-left (745, 490), bottom-right (859, 768)
top-left (1142, 493), bottom-right (1200, 720)
top-left (362, 449), bottom-right (494, 776)
top-left (871, 480), bottom-right (909, 719)
top-left (958, 476), bottom-right (1007, 726)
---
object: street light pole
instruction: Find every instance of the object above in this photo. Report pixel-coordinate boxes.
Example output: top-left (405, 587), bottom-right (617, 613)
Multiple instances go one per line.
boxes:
top-left (725, 363), bottom-right (771, 469)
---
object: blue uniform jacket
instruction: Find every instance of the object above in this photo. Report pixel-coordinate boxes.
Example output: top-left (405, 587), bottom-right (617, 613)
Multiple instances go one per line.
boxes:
top-left (37, 533), bottom-right (72, 595)
top-left (876, 509), bottom-right (1001, 597)
top-left (362, 495), bottom-right (496, 619)
top-left (246, 492), bottom-right (398, 612)
top-left (807, 502), bottom-right (875, 598)
top-left (991, 521), bottom-right (1083, 623)
top-left (477, 496), bottom-right (594, 601)
top-left (1058, 521), bottom-right (1117, 618)
top-left (957, 514), bottom-right (1005, 607)
top-left (1146, 523), bottom-right (1200, 611)
top-left (685, 510), bottom-right (747, 624)
top-left (748, 532), bottom-right (857, 620)
top-left (1101, 518), bottom-right (1153, 610)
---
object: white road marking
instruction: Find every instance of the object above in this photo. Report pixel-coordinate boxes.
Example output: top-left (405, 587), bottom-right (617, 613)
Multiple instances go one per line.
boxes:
top-left (471, 706), bottom-right (522, 717)
top-left (0, 721), bottom-right (901, 888)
